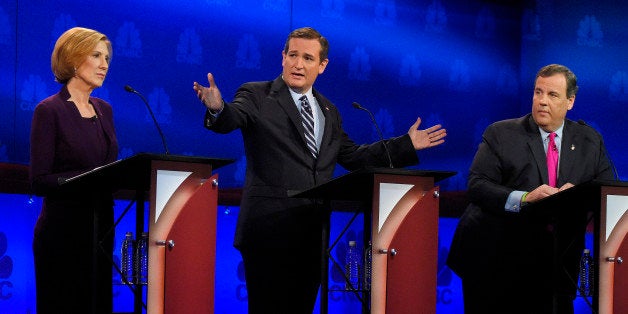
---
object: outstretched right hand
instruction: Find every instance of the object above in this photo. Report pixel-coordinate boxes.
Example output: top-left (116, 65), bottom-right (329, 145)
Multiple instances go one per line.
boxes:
top-left (193, 73), bottom-right (223, 112)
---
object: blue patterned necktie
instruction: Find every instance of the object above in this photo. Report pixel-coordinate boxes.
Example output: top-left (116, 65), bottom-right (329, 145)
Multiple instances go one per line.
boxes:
top-left (300, 95), bottom-right (318, 158)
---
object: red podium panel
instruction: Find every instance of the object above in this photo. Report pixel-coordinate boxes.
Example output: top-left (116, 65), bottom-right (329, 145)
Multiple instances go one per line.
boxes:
top-left (292, 168), bottom-right (455, 314)
top-left (146, 161), bottom-right (218, 313)
top-left (371, 175), bottom-right (439, 314)
top-left (597, 185), bottom-right (628, 314)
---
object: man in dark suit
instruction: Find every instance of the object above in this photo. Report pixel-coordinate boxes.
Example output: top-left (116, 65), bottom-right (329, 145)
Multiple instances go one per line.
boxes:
top-left (193, 27), bottom-right (447, 313)
top-left (447, 64), bottom-right (614, 313)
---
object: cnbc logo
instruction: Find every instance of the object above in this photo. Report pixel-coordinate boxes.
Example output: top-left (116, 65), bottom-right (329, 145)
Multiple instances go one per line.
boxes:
top-left (0, 232), bottom-right (13, 300)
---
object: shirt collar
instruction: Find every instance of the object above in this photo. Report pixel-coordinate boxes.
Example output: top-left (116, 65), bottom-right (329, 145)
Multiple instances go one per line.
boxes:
top-left (539, 122), bottom-right (564, 140)
top-left (288, 87), bottom-right (314, 107)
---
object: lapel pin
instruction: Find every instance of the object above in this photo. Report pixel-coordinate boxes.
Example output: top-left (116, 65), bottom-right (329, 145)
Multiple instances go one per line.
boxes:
top-left (571, 144), bottom-right (575, 151)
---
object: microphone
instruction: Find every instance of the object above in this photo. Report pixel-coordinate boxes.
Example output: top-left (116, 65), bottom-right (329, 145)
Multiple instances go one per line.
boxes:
top-left (352, 102), bottom-right (393, 168)
top-left (578, 119), bottom-right (619, 180)
top-left (124, 85), bottom-right (170, 155)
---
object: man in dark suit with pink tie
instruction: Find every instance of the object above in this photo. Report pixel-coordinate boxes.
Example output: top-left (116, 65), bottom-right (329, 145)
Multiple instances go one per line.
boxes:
top-left (193, 27), bottom-right (447, 313)
top-left (447, 64), bottom-right (615, 313)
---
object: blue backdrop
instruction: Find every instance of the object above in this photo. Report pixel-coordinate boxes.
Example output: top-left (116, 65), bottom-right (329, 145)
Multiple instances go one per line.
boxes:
top-left (1, 0), bottom-right (626, 312)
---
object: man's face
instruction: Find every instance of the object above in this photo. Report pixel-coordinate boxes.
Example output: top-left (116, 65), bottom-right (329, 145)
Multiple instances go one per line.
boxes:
top-left (531, 73), bottom-right (574, 132)
top-left (281, 37), bottom-right (328, 94)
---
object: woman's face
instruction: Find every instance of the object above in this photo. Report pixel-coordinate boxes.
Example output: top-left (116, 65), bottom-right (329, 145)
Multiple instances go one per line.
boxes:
top-left (74, 41), bottom-right (110, 89)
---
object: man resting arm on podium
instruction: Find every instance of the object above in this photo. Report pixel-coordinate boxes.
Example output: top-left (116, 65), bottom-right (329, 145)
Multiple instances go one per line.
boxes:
top-left (447, 64), bottom-right (614, 314)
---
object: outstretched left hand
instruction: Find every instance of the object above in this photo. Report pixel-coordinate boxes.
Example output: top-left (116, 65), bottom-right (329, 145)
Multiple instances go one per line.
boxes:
top-left (408, 117), bottom-right (446, 150)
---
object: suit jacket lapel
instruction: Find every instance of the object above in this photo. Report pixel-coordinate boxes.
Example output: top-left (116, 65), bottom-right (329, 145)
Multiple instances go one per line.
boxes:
top-left (525, 115), bottom-right (548, 185)
top-left (313, 89), bottom-right (333, 157)
top-left (557, 121), bottom-right (577, 186)
top-left (270, 77), bottom-right (312, 155)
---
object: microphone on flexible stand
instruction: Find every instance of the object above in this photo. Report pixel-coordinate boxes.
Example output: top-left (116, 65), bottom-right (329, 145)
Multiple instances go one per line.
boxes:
top-left (578, 119), bottom-right (619, 180)
top-left (352, 102), bottom-right (393, 168)
top-left (124, 85), bottom-right (170, 155)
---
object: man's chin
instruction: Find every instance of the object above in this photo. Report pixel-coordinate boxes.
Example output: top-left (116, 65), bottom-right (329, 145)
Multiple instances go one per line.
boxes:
top-left (532, 115), bottom-right (549, 127)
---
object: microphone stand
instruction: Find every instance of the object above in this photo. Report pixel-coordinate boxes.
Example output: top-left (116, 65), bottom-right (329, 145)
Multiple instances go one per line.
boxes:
top-left (352, 102), bottom-right (394, 168)
top-left (124, 85), bottom-right (170, 155)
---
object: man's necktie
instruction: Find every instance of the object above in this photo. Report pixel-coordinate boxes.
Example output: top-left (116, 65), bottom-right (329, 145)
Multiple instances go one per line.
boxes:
top-left (300, 95), bottom-right (318, 158)
top-left (547, 132), bottom-right (558, 187)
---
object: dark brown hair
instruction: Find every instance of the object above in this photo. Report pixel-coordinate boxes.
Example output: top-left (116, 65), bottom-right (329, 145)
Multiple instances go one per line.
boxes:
top-left (536, 64), bottom-right (578, 97)
top-left (283, 27), bottom-right (329, 62)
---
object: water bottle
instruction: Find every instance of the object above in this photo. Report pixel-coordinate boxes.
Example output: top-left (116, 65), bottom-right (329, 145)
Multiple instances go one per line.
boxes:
top-left (363, 241), bottom-right (372, 291)
top-left (578, 248), bottom-right (594, 296)
top-left (135, 232), bottom-right (149, 285)
top-left (121, 232), bottom-right (135, 284)
top-left (345, 240), bottom-right (360, 290)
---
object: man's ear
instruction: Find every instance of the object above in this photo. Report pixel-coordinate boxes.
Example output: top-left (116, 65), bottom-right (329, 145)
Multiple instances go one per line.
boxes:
top-left (318, 58), bottom-right (329, 74)
top-left (567, 95), bottom-right (575, 110)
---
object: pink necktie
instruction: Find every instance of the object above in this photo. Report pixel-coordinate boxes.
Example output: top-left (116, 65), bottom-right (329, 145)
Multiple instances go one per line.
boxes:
top-left (547, 132), bottom-right (558, 187)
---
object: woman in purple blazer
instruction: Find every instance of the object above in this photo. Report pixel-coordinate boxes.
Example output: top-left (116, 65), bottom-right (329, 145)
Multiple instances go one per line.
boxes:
top-left (29, 27), bottom-right (118, 314)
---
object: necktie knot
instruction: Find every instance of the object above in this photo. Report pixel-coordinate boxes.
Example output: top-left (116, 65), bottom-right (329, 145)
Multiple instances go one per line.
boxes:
top-left (549, 132), bottom-right (556, 144)
top-left (300, 96), bottom-right (312, 113)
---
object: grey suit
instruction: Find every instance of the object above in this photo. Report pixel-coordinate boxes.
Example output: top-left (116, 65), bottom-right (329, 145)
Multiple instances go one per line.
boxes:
top-left (447, 113), bottom-right (614, 313)
top-left (205, 76), bottom-right (419, 313)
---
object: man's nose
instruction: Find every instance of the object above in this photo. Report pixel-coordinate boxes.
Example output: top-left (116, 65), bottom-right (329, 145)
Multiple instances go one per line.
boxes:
top-left (294, 57), bottom-right (304, 68)
top-left (538, 94), bottom-right (549, 105)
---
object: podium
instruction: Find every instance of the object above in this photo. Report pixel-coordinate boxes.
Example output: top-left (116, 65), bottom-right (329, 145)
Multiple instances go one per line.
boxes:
top-left (293, 168), bottom-right (455, 314)
top-left (525, 180), bottom-right (628, 313)
top-left (63, 153), bottom-right (233, 314)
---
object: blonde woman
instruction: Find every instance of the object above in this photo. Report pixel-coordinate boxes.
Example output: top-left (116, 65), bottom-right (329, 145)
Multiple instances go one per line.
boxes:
top-left (30, 27), bottom-right (118, 313)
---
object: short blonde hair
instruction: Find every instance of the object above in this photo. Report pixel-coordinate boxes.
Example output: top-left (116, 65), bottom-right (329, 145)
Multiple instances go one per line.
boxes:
top-left (51, 27), bottom-right (112, 84)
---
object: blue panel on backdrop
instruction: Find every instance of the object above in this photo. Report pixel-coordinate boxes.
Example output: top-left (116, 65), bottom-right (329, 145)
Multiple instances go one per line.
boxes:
top-left (0, 1), bottom-right (17, 163)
